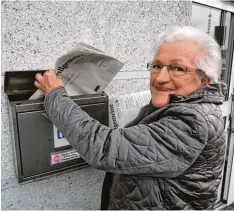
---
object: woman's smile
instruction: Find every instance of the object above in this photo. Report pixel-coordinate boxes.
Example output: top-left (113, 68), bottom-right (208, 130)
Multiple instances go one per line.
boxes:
top-left (156, 86), bottom-right (175, 92)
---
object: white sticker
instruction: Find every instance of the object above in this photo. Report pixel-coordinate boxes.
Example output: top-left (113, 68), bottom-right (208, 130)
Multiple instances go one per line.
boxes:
top-left (53, 125), bottom-right (70, 148)
top-left (51, 149), bottom-right (80, 165)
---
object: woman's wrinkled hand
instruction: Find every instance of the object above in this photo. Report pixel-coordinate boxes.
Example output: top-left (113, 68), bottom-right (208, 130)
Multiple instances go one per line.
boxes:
top-left (34, 69), bottom-right (64, 96)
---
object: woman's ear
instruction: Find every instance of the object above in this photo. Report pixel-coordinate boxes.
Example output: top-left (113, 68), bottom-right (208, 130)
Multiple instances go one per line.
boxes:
top-left (201, 75), bottom-right (211, 86)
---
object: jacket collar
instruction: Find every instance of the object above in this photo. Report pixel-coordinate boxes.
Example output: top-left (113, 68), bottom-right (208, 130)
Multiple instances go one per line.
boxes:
top-left (167, 82), bottom-right (227, 105)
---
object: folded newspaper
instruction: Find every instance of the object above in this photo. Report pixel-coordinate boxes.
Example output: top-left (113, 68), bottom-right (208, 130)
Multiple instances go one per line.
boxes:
top-left (29, 42), bottom-right (124, 100)
top-left (109, 90), bottom-right (151, 128)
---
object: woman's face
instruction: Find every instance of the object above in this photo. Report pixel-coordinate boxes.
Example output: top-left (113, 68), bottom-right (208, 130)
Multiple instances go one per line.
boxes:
top-left (150, 40), bottom-right (208, 108)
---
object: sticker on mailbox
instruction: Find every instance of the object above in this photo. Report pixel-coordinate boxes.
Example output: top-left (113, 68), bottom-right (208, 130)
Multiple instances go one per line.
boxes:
top-left (53, 125), bottom-right (70, 148)
top-left (51, 149), bottom-right (80, 165)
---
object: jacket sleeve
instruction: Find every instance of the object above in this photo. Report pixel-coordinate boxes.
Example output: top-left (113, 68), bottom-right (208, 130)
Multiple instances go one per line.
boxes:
top-left (44, 87), bottom-right (208, 178)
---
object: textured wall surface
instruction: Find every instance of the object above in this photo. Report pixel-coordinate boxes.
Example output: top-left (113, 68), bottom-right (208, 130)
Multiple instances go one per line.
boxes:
top-left (1, 1), bottom-right (191, 209)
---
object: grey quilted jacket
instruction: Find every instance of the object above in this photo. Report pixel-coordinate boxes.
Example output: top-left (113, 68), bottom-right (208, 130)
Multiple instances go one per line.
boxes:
top-left (44, 83), bottom-right (226, 210)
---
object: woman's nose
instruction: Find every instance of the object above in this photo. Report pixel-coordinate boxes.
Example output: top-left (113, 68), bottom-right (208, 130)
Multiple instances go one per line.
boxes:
top-left (154, 66), bottom-right (171, 83)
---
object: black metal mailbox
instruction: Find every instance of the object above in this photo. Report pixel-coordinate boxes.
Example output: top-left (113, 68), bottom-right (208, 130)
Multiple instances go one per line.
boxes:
top-left (4, 70), bottom-right (109, 183)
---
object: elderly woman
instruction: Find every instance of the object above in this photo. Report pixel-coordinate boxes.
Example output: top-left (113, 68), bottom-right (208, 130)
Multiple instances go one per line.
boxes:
top-left (35, 26), bottom-right (226, 210)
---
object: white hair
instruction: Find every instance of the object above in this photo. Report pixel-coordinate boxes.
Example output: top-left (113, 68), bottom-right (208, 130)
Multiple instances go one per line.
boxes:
top-left (155, 26), bottom-right (222, 82)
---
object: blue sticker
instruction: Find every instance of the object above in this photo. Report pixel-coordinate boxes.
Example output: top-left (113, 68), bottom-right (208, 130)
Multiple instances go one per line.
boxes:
top-left (57, 129), bottom-right (65, 139)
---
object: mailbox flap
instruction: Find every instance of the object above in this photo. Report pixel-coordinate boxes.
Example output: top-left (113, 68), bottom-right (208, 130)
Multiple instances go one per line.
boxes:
top-left (4, 70), bottom-right (109, 103)
top-left (4, 70), bottom-right (46, 94)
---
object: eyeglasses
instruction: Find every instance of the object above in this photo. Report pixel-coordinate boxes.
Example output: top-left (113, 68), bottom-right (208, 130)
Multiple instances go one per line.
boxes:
top-left (147, 63), bottom-right (202, 77)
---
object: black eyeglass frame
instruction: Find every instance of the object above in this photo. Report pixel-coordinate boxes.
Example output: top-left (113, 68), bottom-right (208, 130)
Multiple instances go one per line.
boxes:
top-left (147, 63), bottom-right (203, 76)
